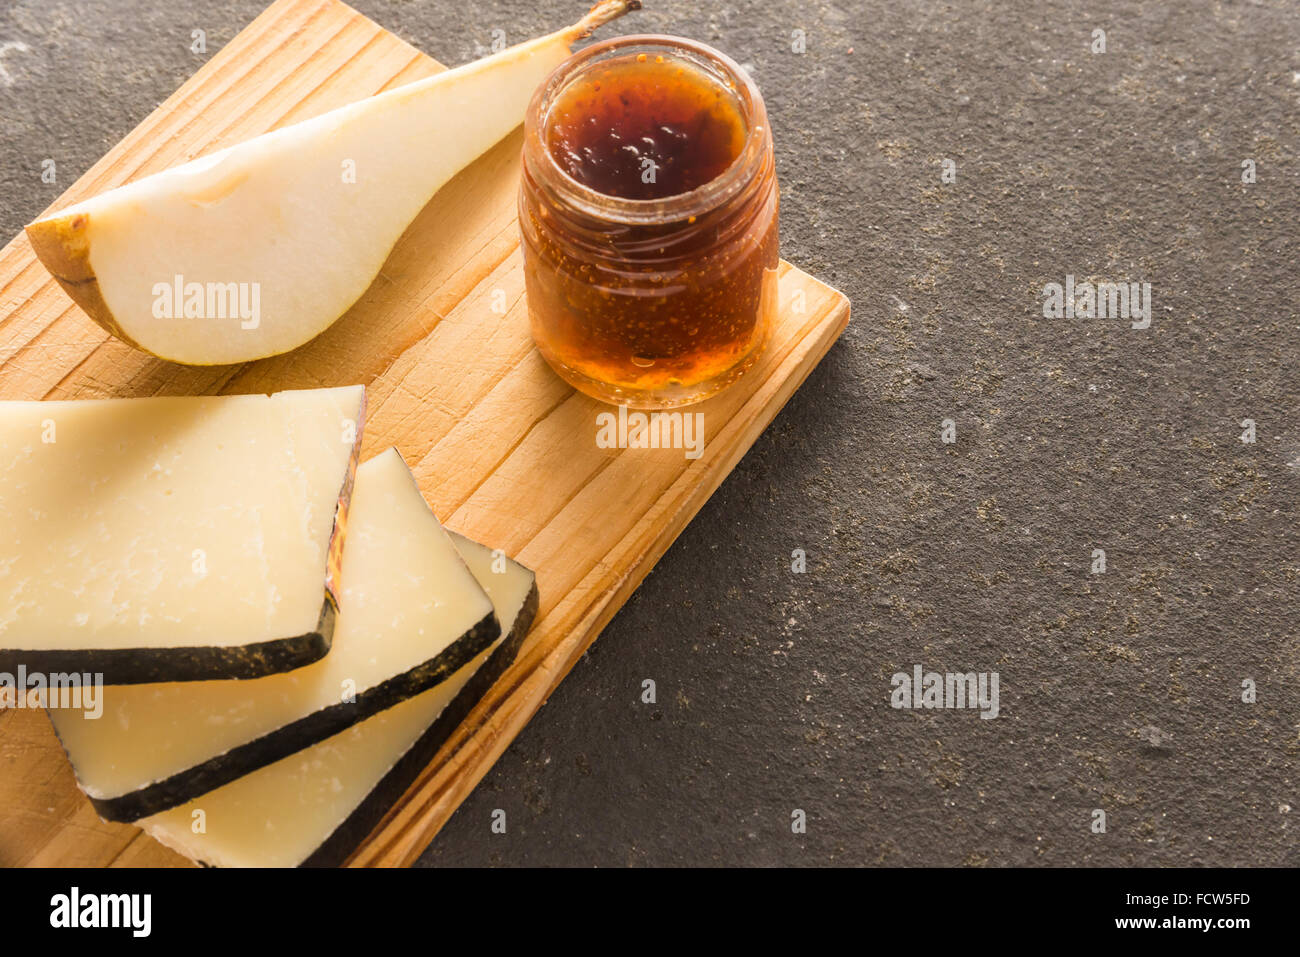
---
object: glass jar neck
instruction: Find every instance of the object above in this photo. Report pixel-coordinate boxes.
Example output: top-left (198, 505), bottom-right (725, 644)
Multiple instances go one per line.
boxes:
top-left (522, 34), bottom-right (772, 230)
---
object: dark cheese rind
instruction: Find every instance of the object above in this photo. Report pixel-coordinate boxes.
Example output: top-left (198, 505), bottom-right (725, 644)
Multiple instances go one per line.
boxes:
top-left (301, 581), bottom-right (539, 868)
top-left (2, 601), bottom-right (335, 688)
top-left (71, 608), bottom-right (500, 823)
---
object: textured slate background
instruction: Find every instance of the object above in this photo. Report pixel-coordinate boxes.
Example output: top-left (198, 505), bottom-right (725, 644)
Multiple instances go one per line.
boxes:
top-left (1, 0), bottom-right (1295, 867)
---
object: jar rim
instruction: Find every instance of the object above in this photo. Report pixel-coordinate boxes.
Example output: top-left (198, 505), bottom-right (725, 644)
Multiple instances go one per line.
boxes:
top-left (523, 34), bottom-right (770, 226)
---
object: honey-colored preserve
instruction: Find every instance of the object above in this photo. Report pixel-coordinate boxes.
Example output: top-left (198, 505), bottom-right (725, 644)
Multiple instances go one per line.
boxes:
top-left (520, 37), bottom-right (779, 408)
top-left (547, 55), bottom-right (747, 200)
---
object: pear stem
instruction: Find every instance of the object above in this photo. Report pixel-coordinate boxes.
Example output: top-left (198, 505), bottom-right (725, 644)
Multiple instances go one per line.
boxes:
top-left (568, 0), bottom-right (642, 41)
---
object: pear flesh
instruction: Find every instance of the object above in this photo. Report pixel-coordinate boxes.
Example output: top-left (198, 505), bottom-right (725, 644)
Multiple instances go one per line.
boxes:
top-left (26, 1), bottom-right (637, 366)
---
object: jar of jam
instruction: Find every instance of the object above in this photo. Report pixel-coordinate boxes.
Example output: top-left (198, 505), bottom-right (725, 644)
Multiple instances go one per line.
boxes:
top-left (519, 35), bottom-right (779, 408)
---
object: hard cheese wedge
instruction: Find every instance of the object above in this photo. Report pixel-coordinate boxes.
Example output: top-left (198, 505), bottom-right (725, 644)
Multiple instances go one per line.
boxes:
top-left (140, 531), bottom-right (538, 867)
top-left (0, 386), bottom-right (364, 684)
top-left (50, 448), bottom-right (499, 822)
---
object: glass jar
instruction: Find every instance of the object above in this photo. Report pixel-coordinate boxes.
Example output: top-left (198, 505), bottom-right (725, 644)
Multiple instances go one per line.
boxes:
top-left (519, 35), bottom-right (780, 409)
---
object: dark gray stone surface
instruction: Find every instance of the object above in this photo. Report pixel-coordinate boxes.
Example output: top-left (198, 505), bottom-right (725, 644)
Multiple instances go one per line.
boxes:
top-left (1, 0), bottom-right (1295, 867)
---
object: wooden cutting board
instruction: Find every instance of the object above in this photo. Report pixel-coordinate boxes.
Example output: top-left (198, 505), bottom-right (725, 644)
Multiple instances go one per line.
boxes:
top-left (0, 0), bottom-right (849, 867)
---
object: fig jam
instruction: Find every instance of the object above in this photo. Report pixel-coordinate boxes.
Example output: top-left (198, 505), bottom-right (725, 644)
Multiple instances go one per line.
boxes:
top-left (546, 55), bottom-right (747, 201)
top-left (519, 36), bottom-right (779, 408)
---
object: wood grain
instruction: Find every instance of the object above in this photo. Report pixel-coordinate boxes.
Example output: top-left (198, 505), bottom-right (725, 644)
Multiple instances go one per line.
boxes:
top-left (0, 0), bottom-right (849, 868)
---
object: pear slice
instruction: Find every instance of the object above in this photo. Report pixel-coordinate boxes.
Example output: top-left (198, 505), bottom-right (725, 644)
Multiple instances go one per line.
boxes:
top-left (26, 1), bottom-right (639, 366)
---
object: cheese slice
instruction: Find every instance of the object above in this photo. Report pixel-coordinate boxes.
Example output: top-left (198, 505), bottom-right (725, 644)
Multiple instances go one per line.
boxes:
top-left (0, 386), bottom-right (364, 684)
top-left (140, 531), bottom-right (538, 867)
top-left (50, 448), bottom-right (499, 822)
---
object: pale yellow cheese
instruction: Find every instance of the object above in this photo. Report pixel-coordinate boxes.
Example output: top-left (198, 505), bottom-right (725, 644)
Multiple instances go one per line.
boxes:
top-left (0, 387), bottom-right (362, 653)
top-left (140, 532), bottom-right (535, 867)
top-left (50, 448), bottom-right (496, 808)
